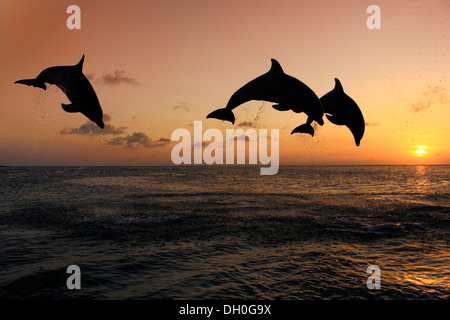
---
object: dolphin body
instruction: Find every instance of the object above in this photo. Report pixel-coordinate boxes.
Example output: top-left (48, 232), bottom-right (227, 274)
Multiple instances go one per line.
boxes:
top-left (206, 59), bottom-right (324, 136)
top-left (320, 78), bottom-right (365, 146)
top-left (15, 55), bottom-right (104, 129)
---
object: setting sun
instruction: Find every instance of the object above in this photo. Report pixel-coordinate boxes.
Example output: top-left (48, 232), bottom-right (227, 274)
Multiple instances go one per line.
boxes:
top-left (415, 147), bottom-right (427, 157)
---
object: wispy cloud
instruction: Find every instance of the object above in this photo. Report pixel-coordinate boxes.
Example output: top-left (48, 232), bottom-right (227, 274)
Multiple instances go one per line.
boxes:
top-left (107, 137), bottom-right (127, 146)
top-left (237, 121), bottom-right (254, 128)
top-left (365, 122), bottom-right (380, 126)
top-left (154, 137), bottom-right (171, 146)
top-left (411, 85), bottom-right (449, 113)
top-left (102, 70), bottom-right (139, 86)
top-left (107, 133), bottom-right (171, 149)
top-left (192, 141), bottom-right (211, 151)
top-left (107, 132), bottom-right (149, 148)
top-left (85, 73), bottom-right (95, 81)
top-left (173, 102), bottom-right (191, 112)
top-left (60, 114), bottom-right (171, 149)
top-left (411, 101), bottom-right (431, 113)
top-left (423, 86), bottom-right (450, 103)
top-left (60, 114), bottom-right (127, 135)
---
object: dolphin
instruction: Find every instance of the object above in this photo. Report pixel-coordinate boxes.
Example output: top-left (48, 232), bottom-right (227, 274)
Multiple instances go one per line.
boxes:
top-left (206, 59), bottom-right (324, 136)
top-left (320, 78), bottom-right (365, 146)
top-left (15, 55), bottom-right (104, 129)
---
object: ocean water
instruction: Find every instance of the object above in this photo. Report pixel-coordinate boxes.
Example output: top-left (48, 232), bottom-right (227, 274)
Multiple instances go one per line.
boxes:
top-left (0, 165), bottom-right (448, 300)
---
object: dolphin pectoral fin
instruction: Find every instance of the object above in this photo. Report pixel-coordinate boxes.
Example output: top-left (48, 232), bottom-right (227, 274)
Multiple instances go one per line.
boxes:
top-left (61, 103), bottom-right (80, 113)
top-left (206, 108), bottom-right (235, 124)
top-left (272, 104), bottom-right (291, 111)
top-left (15, 79), bottom-right (46, 90)
top-left (291, 123), bottom-right (314, 137)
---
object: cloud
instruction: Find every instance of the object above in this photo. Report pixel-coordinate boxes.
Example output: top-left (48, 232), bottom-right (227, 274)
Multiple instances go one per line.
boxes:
top-left (102, 70), bottom-right (139, 86)
top-left (192, 141), bottom-right (210, 151)
top-left (106, 137), bottom-right (126, 146)
top-left (422, 86), bottom-right (450, 103)
top-left (107, 133), bottom-right (172, 149)
top-left (103, 114), bottom-right (112, 122)
top-left (60, 123), bottom-right (126, 135)
top-left (411, 101), bottom-right (431, 113)
top-left (124, 132), bottom-right (150, 148)
top-left (60, 114), bottom-right (171, 150)
top-left (153, 137), bottom-right (172, 147)
top-left (85, 73), bottom-right (95, 81)
top-left (59, 114), bottom-right (127, 135)
top-left (173, 102), bottom-right (191, 112)
top-left (411, 85), bottom-right (449, 113)
top-left (237, 121), bottom-right (254, 128)
top-left (365, 122), bottom-right (380, 126)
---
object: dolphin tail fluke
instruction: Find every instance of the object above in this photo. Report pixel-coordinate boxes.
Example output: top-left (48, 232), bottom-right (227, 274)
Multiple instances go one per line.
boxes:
top-left (206, 108), bottom-right (235, 124)
top-left (14, 79), bottom-right (46, 90)
top-left (291, 123), bottom-right (315, 137)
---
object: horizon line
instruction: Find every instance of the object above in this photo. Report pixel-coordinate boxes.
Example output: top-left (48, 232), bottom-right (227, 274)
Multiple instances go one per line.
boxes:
top-left (1, 164), bottom-right (449, 167)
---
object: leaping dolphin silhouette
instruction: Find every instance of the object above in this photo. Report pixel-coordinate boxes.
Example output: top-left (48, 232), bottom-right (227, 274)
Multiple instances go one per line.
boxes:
top-left (15, 55), bottom-right (104, 129)
top-left (320, 78), bottom-right (365, 146)
top-left (206, 59), bottom-right (324, 136)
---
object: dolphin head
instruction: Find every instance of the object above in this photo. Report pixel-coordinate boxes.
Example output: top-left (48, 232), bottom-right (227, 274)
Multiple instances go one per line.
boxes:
top-left (347, 120), bottom-right (365, 146)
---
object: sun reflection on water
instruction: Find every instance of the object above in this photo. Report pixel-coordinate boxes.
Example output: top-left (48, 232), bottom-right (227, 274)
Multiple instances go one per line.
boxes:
top-left (414, 165), bottom-right (430, 194)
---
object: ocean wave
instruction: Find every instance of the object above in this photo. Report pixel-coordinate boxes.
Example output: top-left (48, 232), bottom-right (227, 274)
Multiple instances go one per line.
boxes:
top-left (2, 200), bottom-right (448, 245)
top-left (125, 191), bottom-right (310, 199)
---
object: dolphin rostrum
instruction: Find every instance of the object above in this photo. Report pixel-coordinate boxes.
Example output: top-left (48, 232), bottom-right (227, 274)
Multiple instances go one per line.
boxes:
top-left (320, 78), bottom-right (365, 146)
top-left (15, 55), bottom-right (104, 129)
top-left (206, 59), bottom-right (324, 136)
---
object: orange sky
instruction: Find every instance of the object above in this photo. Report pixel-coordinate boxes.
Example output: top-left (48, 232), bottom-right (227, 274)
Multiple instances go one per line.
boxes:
top-left (0, 0), bottom-right (449, 166)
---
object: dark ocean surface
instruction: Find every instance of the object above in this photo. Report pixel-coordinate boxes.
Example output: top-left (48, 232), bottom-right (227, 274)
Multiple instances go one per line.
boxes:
top-left (0, 165), bottom-right (448, 299)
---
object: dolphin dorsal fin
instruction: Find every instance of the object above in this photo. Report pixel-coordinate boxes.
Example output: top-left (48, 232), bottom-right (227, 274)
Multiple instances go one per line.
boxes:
top-left (269, 59), bottom-right (284, 74)
top-left (75, 55), bottom-right (85, 71)
top-left (334, 78), bottom-right (344, 92)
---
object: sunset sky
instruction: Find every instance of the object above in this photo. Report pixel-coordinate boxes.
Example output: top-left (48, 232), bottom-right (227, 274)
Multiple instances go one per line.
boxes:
top-left (0, 0), bottom-right (449, 166)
